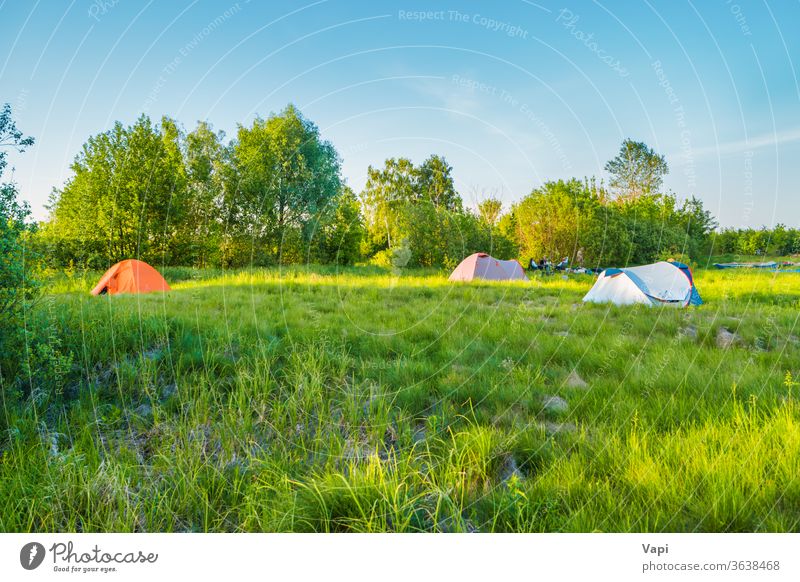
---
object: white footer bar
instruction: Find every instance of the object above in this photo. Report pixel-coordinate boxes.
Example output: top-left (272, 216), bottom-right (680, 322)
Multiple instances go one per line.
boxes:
top-left (2, 533), bottom-right (797, 581)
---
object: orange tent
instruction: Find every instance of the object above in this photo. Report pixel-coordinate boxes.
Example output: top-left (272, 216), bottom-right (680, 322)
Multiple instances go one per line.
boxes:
top-left (90, 259), bottom-right (171, 295)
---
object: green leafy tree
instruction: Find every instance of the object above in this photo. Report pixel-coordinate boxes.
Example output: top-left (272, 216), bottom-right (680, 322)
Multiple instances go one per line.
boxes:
top-left (314, 186), bottom-right (365, 265)
top-left (232, 104), bottom-right (341, 264)
top-left (513, 180), bottom-right (582, 263)
top-left (416, 155), bottom-right (461, 211)
top-left (617, 194), bottom-right (673, 262)
top-left (605, 139), bottom-right (668, 201)
top-left (473, 195), bottom-right (517, 262)
top-left (393, 201), bottom-right (456, 267)
top-left (477, 197), bottom-right (503, 227)
top-left (713, 227), bottom-right (739, 255)
top-left (153, 117), bottom-right (189, 261)
top-left (511, 179), bottom-right (629, 267)
top-left (677, 196), bottom-right (717, 259)
top-left (361, 157), bottom-right (418, 252)
top-left (361, 155), bottom-right (462, 255)
top-left (184, 121), bottom-right (227, 267)
top-left (361, 155), bottom-right (518, 268)
top-left (374, 200), bottom-right (514, 269)
top-left (47, 115), bottom-right (188, 266)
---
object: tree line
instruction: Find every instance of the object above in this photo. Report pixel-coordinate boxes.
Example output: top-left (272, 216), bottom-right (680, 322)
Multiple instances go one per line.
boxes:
top-left (39, 106), bottom-right (358, 268)
top-left (714, 226), bottom-right (800, 258)
top-left (503, 177), bottom-right (717, 269)
top-left (21, 105), bottom-right (727, 271)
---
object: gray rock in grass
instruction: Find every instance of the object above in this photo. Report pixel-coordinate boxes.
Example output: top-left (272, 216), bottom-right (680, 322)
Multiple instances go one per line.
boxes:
top-left (716, 327), bottom-right (740, 349)
top-left (565, 370), bottom-right (588, 389)
top-left (542, 395), bottom-right (569, 413)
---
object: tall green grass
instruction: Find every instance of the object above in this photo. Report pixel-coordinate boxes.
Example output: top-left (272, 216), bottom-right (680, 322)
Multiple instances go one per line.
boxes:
top-left (1, 267), bottom-right (798, 531)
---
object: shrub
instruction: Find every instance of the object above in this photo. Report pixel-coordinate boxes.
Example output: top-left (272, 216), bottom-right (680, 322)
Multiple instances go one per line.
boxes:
top-left (0, 104), bottom-right (38, 382)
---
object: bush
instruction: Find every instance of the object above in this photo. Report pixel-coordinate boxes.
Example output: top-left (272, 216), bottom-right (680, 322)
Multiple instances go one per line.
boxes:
top-left (0, 104), bottom-right (38, 382)
top-left (508, 179), bottom-right (714, 268)
top-left (0, 183), bottom-right (39, 381)
top-left (378, 201), bottom-right (517, 269)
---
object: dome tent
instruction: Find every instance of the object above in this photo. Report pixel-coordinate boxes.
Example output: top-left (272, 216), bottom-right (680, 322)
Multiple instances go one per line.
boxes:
top-left (583, 261), bottom-right (702, 307)
top-left (90, 259), bottom-right (171, 296)
top-left (449, 253), bottom-right (528, 282)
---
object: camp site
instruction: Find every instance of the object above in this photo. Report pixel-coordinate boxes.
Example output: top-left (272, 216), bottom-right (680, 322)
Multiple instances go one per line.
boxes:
top-left (3, 110), bottom-right (799, 534)
top-left (1, 3), bottom-right (799, 549)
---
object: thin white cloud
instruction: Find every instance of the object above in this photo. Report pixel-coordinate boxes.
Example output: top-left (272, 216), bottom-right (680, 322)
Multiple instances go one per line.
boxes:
top-left (686, 126), bottom-right (800, 159)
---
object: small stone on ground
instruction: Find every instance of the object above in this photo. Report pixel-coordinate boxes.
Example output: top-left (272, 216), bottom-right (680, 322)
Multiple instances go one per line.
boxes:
top-left (716, 327), bottom-right (739, 349)
top-left (565, 370), bottom-right (588, 388)
top-left (542, 395), bottom-right (569, 413)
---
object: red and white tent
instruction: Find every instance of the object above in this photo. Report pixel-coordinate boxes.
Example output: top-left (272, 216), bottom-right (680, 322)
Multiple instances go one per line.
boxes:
top-left (449, 253), bottom-right (528, 282)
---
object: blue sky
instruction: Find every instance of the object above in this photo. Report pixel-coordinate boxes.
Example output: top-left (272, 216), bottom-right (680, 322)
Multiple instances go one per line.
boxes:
top-left (1, 0), bottom-right (798, 227)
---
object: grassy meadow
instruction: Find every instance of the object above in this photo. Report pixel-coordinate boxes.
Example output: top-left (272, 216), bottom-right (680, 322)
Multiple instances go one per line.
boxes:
top-left (1, 265), bottom-right (799, 532)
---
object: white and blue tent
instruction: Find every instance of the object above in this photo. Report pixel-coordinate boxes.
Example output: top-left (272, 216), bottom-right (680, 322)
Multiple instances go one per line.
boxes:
top-left (583, 261), bottom-right (702, 307)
